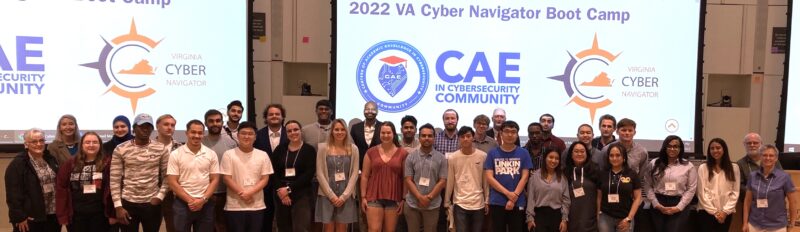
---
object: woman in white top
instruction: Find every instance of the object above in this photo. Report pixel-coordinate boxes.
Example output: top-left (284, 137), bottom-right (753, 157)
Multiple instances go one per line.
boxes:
top-left (315, 119), bottom-right (360, 232)
top-left (696, 138), bottom-right (739, 231)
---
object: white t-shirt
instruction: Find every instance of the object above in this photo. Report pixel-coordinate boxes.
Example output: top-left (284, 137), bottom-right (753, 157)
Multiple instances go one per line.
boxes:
top-left (167, 145), bottom-right (220, 198)
top-left (220, 147), bottom-right (274, 211)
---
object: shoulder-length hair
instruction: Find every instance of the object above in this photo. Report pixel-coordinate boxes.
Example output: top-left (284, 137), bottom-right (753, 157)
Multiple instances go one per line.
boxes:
top-left (74, 132), bottom-right (106, 172)
top-left (605, 143), bottom-right (629, 171)
top-left (540, 149), bottom-right (563, 182)
top-left (55, 114), bottom-right (80, 143)
top-left (564, 141), bottom-right (596, 183)
top-left (379, 121), bottom-right (401, 147)
top-left (650, 135), bottom-right (688, 181)
top-left (706, 138), bottom-right (736, 182)
top-left (326, 119), bottom-right (353, 155)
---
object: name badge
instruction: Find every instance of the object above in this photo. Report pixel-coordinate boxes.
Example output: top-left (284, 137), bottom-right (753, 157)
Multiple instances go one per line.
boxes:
top-left (573, 187), bottom-right (585, 198)
top-left (665, 182), bottom-right (677, 191)
top-left (286, 168), bottom-right (296, 177)
top-left (244, 178), bottom-right (255, 187)
top-left (757, 199), bottom-right (769, 208)
top-left (83, 184), bottom-right (97, 194)
top-left (419, 177), bottom-right (430, 187)
top-left (608, 194), bottom-right (620, 203)
top-left (92, 172), bottom-right (103, 180)
top-left (335, 172), bottom-right (346, 182)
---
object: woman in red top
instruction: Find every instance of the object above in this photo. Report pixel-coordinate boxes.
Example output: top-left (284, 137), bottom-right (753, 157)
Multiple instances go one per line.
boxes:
top-left (55, 132), bottom-right (110, 232)
top-left (360, 121), bottom-right (408, 232)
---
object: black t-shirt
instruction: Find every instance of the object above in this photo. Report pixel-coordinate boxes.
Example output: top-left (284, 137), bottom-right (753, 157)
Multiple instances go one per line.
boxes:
top-left (598, 168), bottom-right (641, 219)
top-left (70, 161), bottom-right (104, 214)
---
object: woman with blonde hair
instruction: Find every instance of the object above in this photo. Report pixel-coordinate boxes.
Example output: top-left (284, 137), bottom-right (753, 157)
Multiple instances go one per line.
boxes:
top-left (315, 119), bottom-right (360, 232)
top-left (49, 114), bottom-right (81, 164)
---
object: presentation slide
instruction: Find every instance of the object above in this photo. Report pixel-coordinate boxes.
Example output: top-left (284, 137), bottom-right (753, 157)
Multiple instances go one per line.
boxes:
top-left (785, 3), bottom-right (800, 152)
top-left (335, 0), bottom-right (702, 151)
top-left (0, 0), bottom-right (248, 144)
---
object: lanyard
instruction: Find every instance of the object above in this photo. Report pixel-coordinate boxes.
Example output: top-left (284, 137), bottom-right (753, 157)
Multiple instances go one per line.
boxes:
top-left (285, 143), bottom-right (303, 169)
top-left (609, 172), bottom-right (621, 195)
top-left (756, 174), bottom-right (774, 200)
top-left (572, 167), bottom-right (584, 189)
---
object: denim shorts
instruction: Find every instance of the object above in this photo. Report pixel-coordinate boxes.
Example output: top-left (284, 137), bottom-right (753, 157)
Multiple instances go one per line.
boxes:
top-left (367, 199), bottom-right (398, 208)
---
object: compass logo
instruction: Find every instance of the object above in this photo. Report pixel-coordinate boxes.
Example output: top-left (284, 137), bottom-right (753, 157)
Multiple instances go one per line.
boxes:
top-left (548, 34), bottom-right (619, 123)
top-left (82, 19), bottom-right (162, 113)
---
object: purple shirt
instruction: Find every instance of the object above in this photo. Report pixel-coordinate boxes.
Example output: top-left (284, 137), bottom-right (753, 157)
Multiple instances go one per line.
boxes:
top-left (747, 168), bottom-right (796, 230)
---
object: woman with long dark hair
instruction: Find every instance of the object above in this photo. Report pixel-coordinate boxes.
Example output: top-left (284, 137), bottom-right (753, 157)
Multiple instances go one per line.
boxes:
top-left (526, 149), bottom-right (570, 232)
top-left (597, 143), bottom-right (642, 232)
top-left (56, 132), bottom-right (110, 231)
top-left (644, 135), bottom-right (697, 232)
top-left (563, 141), bottom-right (599, 232)
top-left (361, 121), bottom-right (408, 232)
top-left (696, 138), bottom-right (739, 231)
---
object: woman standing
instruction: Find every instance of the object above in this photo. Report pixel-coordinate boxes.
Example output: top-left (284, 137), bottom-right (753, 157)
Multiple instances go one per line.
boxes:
top-left (696, 138), bottom-right (739, 231)
top-left (563, 141), bottom-right (599, 232)
top-left (315, 119), bottom-right (360, 232)
top-left (49, 114), bottom-right (81, 164)
top-left (597, 143), bottom-right (642, 232)
top-left (361, 121), bottom-right (408, 232)
top-left (56, 132), bottom-right (110, 231)
top-left (6, 128), bottom-right (61, 232)
top-left (742, 144), bottom-right (798, 232)
top-left (102, 115), bottom-right (133, 156)
top-left (645, 135), bottom-right (697, 232)
top-left (273, 120), bottom-right (318, 232)
top-left (527, 149), bottom-right (570, 232)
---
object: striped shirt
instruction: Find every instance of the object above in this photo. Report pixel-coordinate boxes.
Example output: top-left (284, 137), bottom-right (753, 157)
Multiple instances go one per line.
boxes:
top-left (110, 140), bottom-right (169, 207)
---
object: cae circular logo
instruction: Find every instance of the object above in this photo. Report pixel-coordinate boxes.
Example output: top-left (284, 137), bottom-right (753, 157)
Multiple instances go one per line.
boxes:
top-left (356, 40), bottom-right (429, 113)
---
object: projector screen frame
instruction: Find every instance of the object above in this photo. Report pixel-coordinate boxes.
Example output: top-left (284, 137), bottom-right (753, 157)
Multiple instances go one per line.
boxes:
top-left (778, 0), bottom-right (794, 152)
top-left (329, 0), bottom-right (706, 154)
top-left (0, 0), bottom-right (256, 153)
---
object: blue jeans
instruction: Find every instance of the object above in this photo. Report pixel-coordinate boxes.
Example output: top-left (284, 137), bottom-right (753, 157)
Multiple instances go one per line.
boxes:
top-left (598, 213), bottom-right (634, 232)
top-left (453, 205), bottom-right (484, 232)
top-left (172, 198), bottom-right (215, 232)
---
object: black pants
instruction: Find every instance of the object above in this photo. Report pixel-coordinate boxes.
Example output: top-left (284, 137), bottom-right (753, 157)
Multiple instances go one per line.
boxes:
top-left (489, 205), bottom-right (525, 232)
top-left (226, 210), bottom-right (265, 232)
top-left (532, 207), bottom-right (561, 232)
top-left (121, 200), bottom-right (162, 232)
top-left (262, 186), bottom-right (275, 232)
top-left (633, 206), bottom-right (653, 232)
top-left (68, 211), bottom-right (109, 232)
top-left (697, 210), bottom-right (732, 232)
top-left (13, 214), bottom-right (60, 232)
top-left (650, 195), bottom-right (689, 232)
top-left (274, 191), bottom-right (313, 232)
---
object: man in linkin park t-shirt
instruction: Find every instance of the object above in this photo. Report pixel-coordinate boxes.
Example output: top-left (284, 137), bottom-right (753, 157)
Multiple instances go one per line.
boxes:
top-left (484, 120), bottom-right (533, 232)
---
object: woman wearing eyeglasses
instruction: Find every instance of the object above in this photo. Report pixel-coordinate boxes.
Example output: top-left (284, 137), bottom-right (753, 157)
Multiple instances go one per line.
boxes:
top-left (644, 135), bottom-right (697, 232)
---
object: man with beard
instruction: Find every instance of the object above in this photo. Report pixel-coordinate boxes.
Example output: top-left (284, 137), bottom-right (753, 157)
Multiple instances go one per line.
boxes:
top-left (400, 115), bottom-right (420, 153)
top-left (202, 110), bottom-right (238, 232)
top-left (350, 101), bottom-right (382, 166)
top-left (254, 104), bottom-right (288, 232)
top-left (434, 109), bottom-right (460, 154)
top-left (302, 100), bottom-right (333, 150)
top-left (224, 100), bottom-right (244, 143)
top-left (538, 113), bottom-right (566, 154)
top-left (591, 114), bottom-right (616, 150)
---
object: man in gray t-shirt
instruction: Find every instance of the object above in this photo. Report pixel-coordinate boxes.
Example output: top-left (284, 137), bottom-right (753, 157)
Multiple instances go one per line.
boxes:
top-left (202, 109), bottom-right (238, 232)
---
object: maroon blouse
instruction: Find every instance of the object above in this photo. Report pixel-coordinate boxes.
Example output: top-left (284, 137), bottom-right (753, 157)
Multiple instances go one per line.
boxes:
top-left (364, 146), bottom-right (408, 202)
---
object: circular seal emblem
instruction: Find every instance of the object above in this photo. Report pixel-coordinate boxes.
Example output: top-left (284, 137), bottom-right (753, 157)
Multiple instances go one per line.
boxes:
top-left (356, 40), bottom-right (429, 113)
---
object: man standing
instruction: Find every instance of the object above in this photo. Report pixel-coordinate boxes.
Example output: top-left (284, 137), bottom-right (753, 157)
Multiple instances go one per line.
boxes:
top-left (484, 121), bottom-right (533, 232)
top-left (221, 121), bottom-right (274, 232)
top-left (224, 100), bottom-right (244, 142)
top-left (166, 120), bottom-right (220, 232)
top-left (591, 114), bottom-right (616, 150)
top-left (156, 114), bottom-right (182, 232)
top-left (472, 114), bottom-right (498, 153)
top-left (254, 104), bottom-right (288, 232)
top-left (572, 124), bottom-right (600, 163)
top-left (445, 126), bottom-right (489, 232)
top-left (302, 100), bottom-right (333, 150)
top-left (737, 133), bottom-right (783, 198)
top-left (110, 113), bottom-right (170, 232)
top-left (202, 110), bottom-right (238, 232)
top-left (523, 123), bottom-right (545, 172)
top-left (404, 124), bottom-right (447, 232)
top-left (434, 109), bottom-right (460, 154)
top-left (485, 108), bottom-right (520, 146)
top-left (400, 115), bottom-right (421, 153)
top-left (350, 101), bottom-right (382, 166)
top-left (538, 113), bottom-right (566, 154)
top-left (597, 118), bottom-right (649, 231)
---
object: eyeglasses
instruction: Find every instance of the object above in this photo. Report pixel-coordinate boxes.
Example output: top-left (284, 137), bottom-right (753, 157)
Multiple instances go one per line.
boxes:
top-left (27, 139), bottom-right (45, 144)
top-left (667, 145), bottom-right (680, 150)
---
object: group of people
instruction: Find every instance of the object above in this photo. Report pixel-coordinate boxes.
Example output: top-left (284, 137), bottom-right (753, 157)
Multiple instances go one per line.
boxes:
top-left (5, 99), bottom-right (798, 232)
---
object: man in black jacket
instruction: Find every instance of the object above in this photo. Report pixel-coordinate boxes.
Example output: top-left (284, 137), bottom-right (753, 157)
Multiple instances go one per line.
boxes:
top-left (6, 128), bottom-right (60, 232)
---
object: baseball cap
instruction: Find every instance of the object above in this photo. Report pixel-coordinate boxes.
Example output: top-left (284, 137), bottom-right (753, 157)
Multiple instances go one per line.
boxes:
top-left (133, 113), bottom-right (154, 126)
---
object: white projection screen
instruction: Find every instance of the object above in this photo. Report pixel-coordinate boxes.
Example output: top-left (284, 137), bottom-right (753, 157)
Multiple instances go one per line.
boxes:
top-left (0, 0), bottom-right (249, 144)
top-left (334, 0), bottom-right (704, 151)
top-left (783, 1), bottom-right (800, 153)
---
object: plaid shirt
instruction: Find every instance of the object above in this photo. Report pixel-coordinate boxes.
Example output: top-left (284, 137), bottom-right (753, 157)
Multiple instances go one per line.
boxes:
top-left (30, 155), bottom-right (56, 214)
top-left (433, 130), bottom-right (459, 154)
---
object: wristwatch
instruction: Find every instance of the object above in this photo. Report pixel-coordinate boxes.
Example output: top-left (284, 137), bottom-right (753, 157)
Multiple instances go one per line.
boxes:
top-left (624, 217), bottom-right (632, 223)
top-left (201, 196), bottom-right (208, 202)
